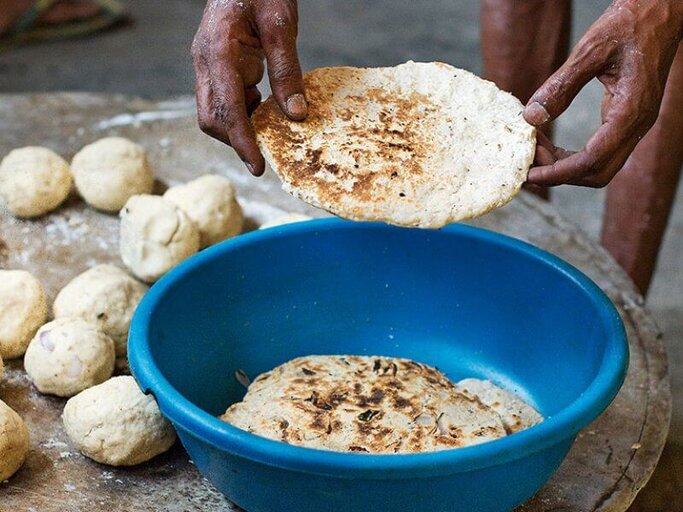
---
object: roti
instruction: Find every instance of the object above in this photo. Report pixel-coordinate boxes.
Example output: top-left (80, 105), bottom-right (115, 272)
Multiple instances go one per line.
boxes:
top-left (252, 61), bottom-right (536, 228)
top-left (221, 355), bottom-right (509, 454)
top-left (457, 378), bottom-right (543, 434)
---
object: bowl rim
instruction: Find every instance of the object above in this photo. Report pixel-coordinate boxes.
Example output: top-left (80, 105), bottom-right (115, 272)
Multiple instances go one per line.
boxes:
top-left (129, 219), bottom-right (628, 479)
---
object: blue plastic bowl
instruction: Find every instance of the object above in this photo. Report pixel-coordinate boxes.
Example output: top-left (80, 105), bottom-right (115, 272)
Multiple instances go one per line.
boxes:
top-left (129, 219), bottom-right (628, 512)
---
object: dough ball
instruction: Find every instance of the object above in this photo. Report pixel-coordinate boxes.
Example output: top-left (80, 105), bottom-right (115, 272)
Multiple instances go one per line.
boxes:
top-left (259, 213), bottom-right (312, 229)
top-left (0, 270), bottom-right (48, 359)
top-left (0, 146), bottom-right (72, 218)
top-left (62, 376), bottom-right (176, 466)
top-left (53, 264), bottom-right (148, 357)
top-left (71, 137), bottom-right (153, 212)
top-left (164, 174), bottom-right (243, 248)
top-left (120, 195), bottom-right (200, 283)
top-left (24, 318), bottom-right (116, 397)
top-left (0, 400), bottom-right (29, 481)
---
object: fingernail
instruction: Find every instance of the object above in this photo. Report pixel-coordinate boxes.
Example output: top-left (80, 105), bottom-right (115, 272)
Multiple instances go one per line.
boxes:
top-left (245, 162), bottom-right (257, 175)
top-left (285, 93), bottom-right (307, 119)
top-left (525, 102), bottom-right (550, 125)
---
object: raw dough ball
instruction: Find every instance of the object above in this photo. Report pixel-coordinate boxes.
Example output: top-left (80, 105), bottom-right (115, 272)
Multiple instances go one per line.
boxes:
top-left (62, 376), bottom-right (176, 466)
top-left (0, 400), bottom-right (29, 481)
top-left (0, 270), bottom-right (48, 359)
top-left (259, 213), bottom-right (312, 229)
top-left (0, 146), bottom-right (72, 218)
top-left (71, 137), bottom-right (153, 212)
top-left (24, 318), bottom-right (116, 397)
top-left (53, 264), bottom-right (148, 356)
top-left (164, 174), bottom-right (243, 248)
top-left (120, 195), bottom-right (200, 283)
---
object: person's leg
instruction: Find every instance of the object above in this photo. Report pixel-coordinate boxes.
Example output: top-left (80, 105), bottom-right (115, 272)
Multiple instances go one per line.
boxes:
top-left (0, 1), bottom-right (100, 34)
top-left (601, 44), bottom-right (683, 295)
top-left (480, 0), bottom-right (572, 199)
top-left (0, 0), bottom-right (35, 31)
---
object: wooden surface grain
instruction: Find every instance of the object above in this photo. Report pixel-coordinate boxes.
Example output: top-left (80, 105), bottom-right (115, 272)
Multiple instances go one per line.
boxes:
top-left (0, 94), bottom-right (671, 511)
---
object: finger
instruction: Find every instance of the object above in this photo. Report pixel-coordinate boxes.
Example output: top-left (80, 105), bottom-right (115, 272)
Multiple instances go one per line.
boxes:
top-left (209, 41), bottom-right (265, 176)
top-left (245, 86), bottom-right (262, 115)
top-left (533, 144), bottom-right (557, 167)
top-left (239, 46), bottom-right (265, 87)
top-left (524, 42), bottom-right (609, 126)
top-left (601, 87), bottom-right (614, 120)
top-left (193, 50), bottom-right (221, 143)
top-left (531, 130), bottom-right (555, 166)
top-left (527, 109), bottom-right (640, 187)
top-left (528, 140), bottom-right (631, 188)
top-left (569, 137), bottom-right (637, 187)
top-left (535, 131), bottom-right (559, 156)
top-left (529, 130), bottom-right (573, 167)
top-left (256, 8), bottom-right (307, 121)
top-left (527, 150), bottom-right (595, 186)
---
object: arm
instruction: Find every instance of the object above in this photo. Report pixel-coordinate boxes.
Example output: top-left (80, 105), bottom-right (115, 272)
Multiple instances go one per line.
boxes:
top-left (192, 0), bottom-right (306, 176)
top-left (524, 0), bottom-right (683, 187)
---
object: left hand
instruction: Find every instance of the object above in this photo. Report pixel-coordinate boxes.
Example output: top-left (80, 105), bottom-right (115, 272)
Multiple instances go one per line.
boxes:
top-left (191, 0), bottom-right (306, 177)
top-left (523, 0), bottom-right (683, 187)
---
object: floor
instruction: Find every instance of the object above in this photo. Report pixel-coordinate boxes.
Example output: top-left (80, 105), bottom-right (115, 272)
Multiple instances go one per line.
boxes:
top-left (1, 0), bottom-right (681, 508)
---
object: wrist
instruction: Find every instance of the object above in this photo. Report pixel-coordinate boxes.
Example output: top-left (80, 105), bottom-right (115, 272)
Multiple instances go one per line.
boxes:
top-left (665, 0), bottom-right (683, 43)
top-left (612, 0), bottom-right (683, 42)
top-left (675, 2), bottom-right (683, 41)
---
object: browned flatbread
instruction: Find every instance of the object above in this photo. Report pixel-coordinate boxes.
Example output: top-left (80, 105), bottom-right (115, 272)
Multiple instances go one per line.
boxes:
top-left (221, 355), bottom-right (509, 453)
top-left (457, 378), bottom-right (543, 434)
top-left (252, 61), bottom-right (536, 228)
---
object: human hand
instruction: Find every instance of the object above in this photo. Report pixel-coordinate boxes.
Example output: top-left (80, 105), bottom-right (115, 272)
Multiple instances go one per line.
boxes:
top-left (192, 0), bottom-right (307, 176)
top-left (523, 0), bottom-right (683, 187)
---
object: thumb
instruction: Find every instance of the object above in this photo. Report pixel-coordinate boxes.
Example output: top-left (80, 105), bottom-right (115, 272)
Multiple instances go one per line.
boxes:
top-left (524, 45), bottom-right (605, 126)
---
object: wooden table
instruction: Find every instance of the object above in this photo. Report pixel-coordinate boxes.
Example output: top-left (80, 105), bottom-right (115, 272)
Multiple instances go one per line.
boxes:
top-left (0, 94), bottom-right (671, 511)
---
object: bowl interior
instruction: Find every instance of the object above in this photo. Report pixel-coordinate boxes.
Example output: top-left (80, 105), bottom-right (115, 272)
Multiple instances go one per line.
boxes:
top-left (140, 221), bottom-right (622, 424)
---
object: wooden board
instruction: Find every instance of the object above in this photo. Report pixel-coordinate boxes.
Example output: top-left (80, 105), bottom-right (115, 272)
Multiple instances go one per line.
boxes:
top-left (0, 94), bottom-right (671, 511)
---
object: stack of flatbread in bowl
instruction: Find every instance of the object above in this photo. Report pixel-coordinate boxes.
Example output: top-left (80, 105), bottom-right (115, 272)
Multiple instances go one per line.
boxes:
top-left (221, 356), bottom-right (542, 454)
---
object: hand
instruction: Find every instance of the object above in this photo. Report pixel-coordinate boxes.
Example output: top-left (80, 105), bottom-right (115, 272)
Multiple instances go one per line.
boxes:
top-left (192, 0), bottom-right (307, 176)
top-left (523, 0), bottom-right (683, 187)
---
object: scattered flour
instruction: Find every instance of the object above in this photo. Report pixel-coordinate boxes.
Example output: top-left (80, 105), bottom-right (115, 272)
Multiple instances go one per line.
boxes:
top-left (41, 439), bottom-right (68, 449)
top-left (239, 198), bottom-right (289, 225)
top-left (95, 109), bottom-right (194, 131)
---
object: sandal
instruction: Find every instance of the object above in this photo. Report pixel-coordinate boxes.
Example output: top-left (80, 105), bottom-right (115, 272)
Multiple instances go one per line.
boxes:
top-left (0, 0), bottom-right (127, 51)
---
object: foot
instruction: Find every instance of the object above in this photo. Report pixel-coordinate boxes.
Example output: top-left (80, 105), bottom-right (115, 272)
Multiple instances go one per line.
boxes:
top-left (0, 1), bottom-right (101, 35)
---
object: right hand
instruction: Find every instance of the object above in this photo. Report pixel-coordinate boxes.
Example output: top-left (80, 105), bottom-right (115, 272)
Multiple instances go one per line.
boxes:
top-left (523, 0), bottom-right (683, 188)
top-left (192, 0), bottom-right (307, 176)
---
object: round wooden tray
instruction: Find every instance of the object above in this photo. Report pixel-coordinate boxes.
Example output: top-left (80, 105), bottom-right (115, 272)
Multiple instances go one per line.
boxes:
top-left (0, 94), bottom-right (670, 511)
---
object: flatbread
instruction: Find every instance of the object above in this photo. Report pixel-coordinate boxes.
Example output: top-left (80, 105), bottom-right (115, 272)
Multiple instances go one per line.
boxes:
top-left (252, 61), bottom-right (536, 228)
top-left (457, 378), bottom-right (543, 434)
top-left (221, 355), bottom-right (509, 454)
